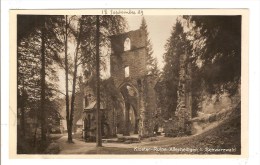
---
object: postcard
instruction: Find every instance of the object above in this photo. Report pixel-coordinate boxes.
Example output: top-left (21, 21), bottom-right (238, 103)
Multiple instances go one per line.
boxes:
top-left (9, 9), bottom-right (248, 158)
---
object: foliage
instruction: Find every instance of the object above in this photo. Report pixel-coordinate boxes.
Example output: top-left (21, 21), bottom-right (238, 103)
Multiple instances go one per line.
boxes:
top-left (80, 15), bottom-right (127, 77)
top-left (101, 78), bottom-right (123, 111)
top-left (17, 15), bottom-right (65, 152)
top-left (140, 17), bottom-right (160, 76)
top-left (17, 15), bottom-right (63, 121)
top-left (184, 16), bottom-right (241, 96)
top-left (161, 20), bottom-right (192, 118)
top-left (58, 15), bottom-right (127, 143)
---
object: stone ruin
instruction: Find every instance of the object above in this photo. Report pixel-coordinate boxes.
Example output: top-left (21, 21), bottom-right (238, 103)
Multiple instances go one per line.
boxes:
top-left (174, 53), bottom-right (192, 135)
top-left (80, 28), bottom-right (192, 140)
top-left (162, 53), bottom-right (192, 137)
top-left (81, 29), bottom-right (159, 140)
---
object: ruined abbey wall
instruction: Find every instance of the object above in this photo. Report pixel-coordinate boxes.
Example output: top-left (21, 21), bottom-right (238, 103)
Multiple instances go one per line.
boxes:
top-left (110, 29), bottom-right (158, 137)
top-left (81, 29), bottom-right (191, 139)
top-left (174, 53), bottom-right (192, 135)
top-left (110, 30), bottom-right (147, 88)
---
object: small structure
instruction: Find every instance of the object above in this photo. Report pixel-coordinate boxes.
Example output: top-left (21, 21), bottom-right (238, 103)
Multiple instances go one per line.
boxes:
top-left (75, 119), bottom-right (83, 133)
top-left (82, 101), bottom-right (109, 142)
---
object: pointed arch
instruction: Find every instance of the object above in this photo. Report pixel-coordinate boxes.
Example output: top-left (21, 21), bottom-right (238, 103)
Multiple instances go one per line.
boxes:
top-left (124, 37), bottom-right (131, 51)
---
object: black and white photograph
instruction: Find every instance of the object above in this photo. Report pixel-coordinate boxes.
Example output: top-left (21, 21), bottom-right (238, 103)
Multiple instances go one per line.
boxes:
top-left (10, 9), bottom-right (248, 157)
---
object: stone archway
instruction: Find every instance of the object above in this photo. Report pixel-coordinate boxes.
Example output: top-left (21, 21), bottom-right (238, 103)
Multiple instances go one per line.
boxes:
top-left (119, 83), bottom-right (139, 136)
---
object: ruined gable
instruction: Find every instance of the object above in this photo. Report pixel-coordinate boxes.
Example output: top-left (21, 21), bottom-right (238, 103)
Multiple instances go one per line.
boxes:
top-left (109, 29), bottom-right (159, 137)
top-left (110, 29), bottom-right (147, 87)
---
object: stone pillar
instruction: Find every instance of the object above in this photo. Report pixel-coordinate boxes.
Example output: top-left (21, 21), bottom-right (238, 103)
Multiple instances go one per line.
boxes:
top-left (134, 119), bottom-right (139, 134)
top-left (175, 54), bottom-right (192, 135)
top-left (138, 79), bottom-right (146, 137)
top-left (124, 103), bottom-right (130, 136)
top-left (185, 61), bottom-right (192, 119)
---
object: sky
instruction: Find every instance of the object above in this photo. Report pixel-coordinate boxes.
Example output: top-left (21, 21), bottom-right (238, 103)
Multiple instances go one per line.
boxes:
top-left (125, 15), bottom-right (177, 70)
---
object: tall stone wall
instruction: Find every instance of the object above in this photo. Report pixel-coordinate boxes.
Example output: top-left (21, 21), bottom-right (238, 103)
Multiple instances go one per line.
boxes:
top-left (174, 53), bottom-right (192, 135)
top-left (110, 29), bottom-right (146, 55)
top-left (143, 75), bottom-right (159, 137)
top-left (110, 29), bottom-right (147, 88)
top-left (110, 29), bottom-right (158, 137)
top-left (110, 49), bottom-right (147, 88)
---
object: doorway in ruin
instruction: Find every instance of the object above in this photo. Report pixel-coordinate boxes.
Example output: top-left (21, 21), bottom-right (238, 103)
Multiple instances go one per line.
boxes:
top-left (119, 83), bottom-right (139, 136)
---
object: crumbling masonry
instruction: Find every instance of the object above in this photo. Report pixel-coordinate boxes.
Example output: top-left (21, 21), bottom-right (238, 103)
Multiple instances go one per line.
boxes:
top-left (162, 53), bottom-right (192, 137)
top-left (81, 29), bottom-right (192, 139)
top-left (109, 29), bottom-right (158, 137)
top-left (175, 53), bottom-right (192, 135)
top-left (81, 29), bottom-right (158, 139)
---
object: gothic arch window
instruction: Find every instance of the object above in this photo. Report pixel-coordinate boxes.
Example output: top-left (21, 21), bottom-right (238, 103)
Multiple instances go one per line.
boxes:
top-left (125, 66), bottom-right (129, 78)
top-left (124, 38), bottom-right (131, 51)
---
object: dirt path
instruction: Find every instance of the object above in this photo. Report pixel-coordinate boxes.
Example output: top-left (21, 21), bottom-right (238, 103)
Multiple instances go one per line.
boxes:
top-left (56, 134), bottom-right (206, 154)
top-left (57, 136), bottom-right (96, 154)
top-left (56, 114), bottom-right (240, 154)
top-left (193, 122), bottom-right (203, 135)
top-left (57, 135), bottom-right (148, 154)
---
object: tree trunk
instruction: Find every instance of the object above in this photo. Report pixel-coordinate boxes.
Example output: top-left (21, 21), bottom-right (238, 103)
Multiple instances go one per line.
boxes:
top-left (40, 17), bottom-right (47, 142)
top-left (64, 15), bottom-right (72, 143)
top-left (69, 19), bottom-right (83, 143)
top-left (33, 124), bottom-right (38, 148)
top-left (96, 15), bottom-right (102, 147)
top-left (20, 80), bottom-right (26, 138)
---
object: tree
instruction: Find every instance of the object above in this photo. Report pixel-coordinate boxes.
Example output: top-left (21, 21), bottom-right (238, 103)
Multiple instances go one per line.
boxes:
top-left (40, 16), bottom-right (47, 142)
top-left (140, 17), bottom-right (160, 76)
top-left (58, 15), bottom-right (84, 143)
top-left (17, 15), bottom-right (64, 152)
top-left (152, 58), bottom-right (161, 76)
top-left (184, 16), bottom-right (241, 96)
top-left (162, 20), bottom-right (191, 118)
top-left (79, 15), bottom-right (126, 146)
top-left (39, 15), bottom-right (64, 143)
top-left (95, 15), bottom-right (102, 147)
top-left (64, 15), bottom-right (71, 143)
top-left (60, 15), bottom-right (127, 144)
top-left (17, 16), bottom-right (43, 144)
